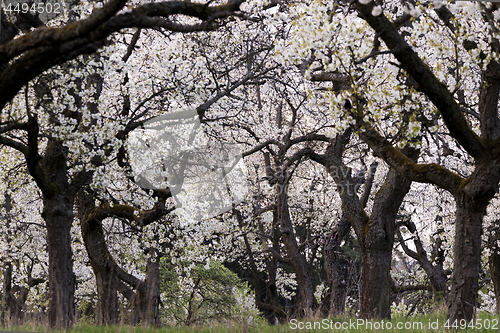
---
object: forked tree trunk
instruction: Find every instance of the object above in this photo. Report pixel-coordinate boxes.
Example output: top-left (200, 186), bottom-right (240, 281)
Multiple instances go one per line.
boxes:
top-left (323, 162), bottom-right (376, 317)
top-left (358, 161), bottom-right (414, 319)
top-left (311, 132), bottom-right (415, 320)
top-left (78, 189), bottom-right (164, 326)
top-left (276, 185), bottom-right (317, 316)
top-left (77, 190), bottom-right (118, 325)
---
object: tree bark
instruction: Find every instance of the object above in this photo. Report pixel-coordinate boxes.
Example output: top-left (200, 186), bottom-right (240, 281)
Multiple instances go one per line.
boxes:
top-left (143, 249), bottom-right (161, 327)
top-left (39, 140), bottom-right (76, 329)
top-left (94, 263), bottom-right (118, 325)
top-left (43, 193), bottom-right (75, 328)
top-left (489, 248), bottom-right (500, 314)
top-left (359, 250), bottom-right (392, 318)
top-left (77, 189), bottom-right (119, 325)
top-left (358, 154), bottom-right (415, 319)
top-left (447, 195), bottom-right (488, 322)
top-left (323, 216), bottom-right (350, 316)
top-left (358, 177), bottom-right (405, 319)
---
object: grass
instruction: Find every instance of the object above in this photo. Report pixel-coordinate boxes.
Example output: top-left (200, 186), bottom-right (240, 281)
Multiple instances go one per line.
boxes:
top-left (1, 312), bottom-right (499, 332)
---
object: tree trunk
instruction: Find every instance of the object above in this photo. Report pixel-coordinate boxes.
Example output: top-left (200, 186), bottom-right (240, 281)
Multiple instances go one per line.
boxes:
top-left (78, 187), bottom-right (170, 326)
top-left (310, 133), bottom-right (415, 319)
top-left (359, 249), bottom-right (392, 318)
top-left (43, 193), bottom-right (75, 329)
top-left (233, 207), bottom-right (285, 322)
top-left (33, 138), bottom-right (77, 329)
top-left (424, 236), bottom-right (448, 296)
top-left (276, 185), bottom-right (316, 316)
top-left (358, 161), bottom-right (415, 319)
top-left (77, 190), bottom-right (118, 325)
top-left (447, 195), bottom-right (487, 322)
top-left (264, 263), bottom-right (284, 323)
top-left (2, 262), bottom-right (30, 326)
top-left (446, 156), bottom-right (500, 323)
top-left (322, 161), bottom-right (377, 317)
top-left (2, 263), bottom-right (16, 325)
top-left (93, 263), bottom-right (118, 325)
top-left (489, 249), bottom-right (500, 314)
top-left (323, 215), bottom-right (350, 316)
top-left (143, 249), bottom-right (161, 327)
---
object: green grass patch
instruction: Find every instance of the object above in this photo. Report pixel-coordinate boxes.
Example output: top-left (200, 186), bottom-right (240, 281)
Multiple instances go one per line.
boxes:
top-left (1, 312), bottom-right (498, 332)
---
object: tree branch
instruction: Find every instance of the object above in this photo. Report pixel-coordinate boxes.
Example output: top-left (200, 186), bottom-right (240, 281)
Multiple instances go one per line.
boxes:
top-left (359, 161), bottom-right (378, 208)
top-left (0, 0), bottom-right (246, 109)
top-left (308, 130), bottom-right (368, 239)
top-left (354, 0), bottom-right (487, 158)
top-left (392, 284), bottom-right (432, 293)
top-left (479, 60), bottom-right (500, 141)
top-left (358, 123), bottom-right (464, 196)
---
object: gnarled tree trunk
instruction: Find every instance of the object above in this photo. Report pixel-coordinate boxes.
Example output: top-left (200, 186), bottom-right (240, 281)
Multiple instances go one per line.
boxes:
top-left (77, 189), bottom-right (119, 325)
top-left (311, 132), bottom-right (416, 319)
top-left (78, 188), bottom-right (166, 326)
top-left (323, 163), bottom-right (376, 317)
